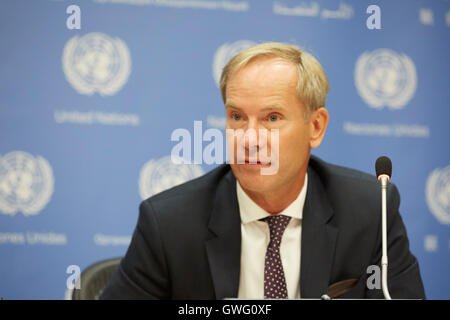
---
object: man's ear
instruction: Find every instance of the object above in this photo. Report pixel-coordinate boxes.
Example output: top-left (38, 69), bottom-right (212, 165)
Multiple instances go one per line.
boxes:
top-left (309, 108), bottom-right (329, 149)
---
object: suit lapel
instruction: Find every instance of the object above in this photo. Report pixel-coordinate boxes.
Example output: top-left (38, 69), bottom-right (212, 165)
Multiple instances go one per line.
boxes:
top-left (205, 169), bottom-right (241, 299)
top-left (300, 165), bottom-right (339, 298)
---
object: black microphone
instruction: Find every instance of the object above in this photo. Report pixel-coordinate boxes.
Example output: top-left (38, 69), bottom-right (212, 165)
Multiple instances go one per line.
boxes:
top-left (375, 156), bottom-right (392, 180)
top-left (375, 156), bottom-right (392, 300)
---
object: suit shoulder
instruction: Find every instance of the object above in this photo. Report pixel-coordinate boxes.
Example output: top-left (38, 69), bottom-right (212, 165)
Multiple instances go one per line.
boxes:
top-left (140, 164), bottom-right (232, 213)
top-left (310, 155), bottom-right (379, 188)
top-left (309, 155), bottom-right (400, 210)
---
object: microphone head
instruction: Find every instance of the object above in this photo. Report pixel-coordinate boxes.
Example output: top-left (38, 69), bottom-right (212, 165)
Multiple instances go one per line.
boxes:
top-left (375, 156), bottom-right (392, 179)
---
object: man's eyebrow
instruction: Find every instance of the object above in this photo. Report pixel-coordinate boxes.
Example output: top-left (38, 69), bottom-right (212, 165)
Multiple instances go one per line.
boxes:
top-left (260, 104), bottom-right (287, 112)
top-left (225, 102), bottom-right (287, 111)
top-left (225, 101), bottom-right (240, 110)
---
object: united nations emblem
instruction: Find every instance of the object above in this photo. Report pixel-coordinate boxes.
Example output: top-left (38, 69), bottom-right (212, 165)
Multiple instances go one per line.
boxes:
top-left (138, 156), bottom-right (204, 200)
top-left (0, 151), bottom-right (54, 216)
top-left (355, 49), bottom-right (417, 109)
top-left (426, 166), bottom-right (450, 225)
top-left (62, 32), bottom-right (131, 96)
top-left (212, 40), bottom-right (256, 87)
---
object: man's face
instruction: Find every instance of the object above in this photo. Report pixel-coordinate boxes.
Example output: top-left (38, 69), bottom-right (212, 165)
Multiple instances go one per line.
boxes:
top-left (225, 57), bottom-right (316, 195)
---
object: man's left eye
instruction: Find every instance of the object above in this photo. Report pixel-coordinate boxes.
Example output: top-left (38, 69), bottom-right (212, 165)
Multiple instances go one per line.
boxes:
top-left (268, 114), bottom-right (279, 121)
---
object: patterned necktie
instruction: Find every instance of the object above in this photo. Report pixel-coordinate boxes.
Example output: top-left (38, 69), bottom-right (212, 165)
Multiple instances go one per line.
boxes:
top-left (261, 214), bottom-right (291, 299)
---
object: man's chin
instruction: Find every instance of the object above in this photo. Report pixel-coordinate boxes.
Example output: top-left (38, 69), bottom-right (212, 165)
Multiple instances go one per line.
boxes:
top-left (231, 165), bottom-right (277, 191)
top-left (231, 163), bottom-right (269, 176)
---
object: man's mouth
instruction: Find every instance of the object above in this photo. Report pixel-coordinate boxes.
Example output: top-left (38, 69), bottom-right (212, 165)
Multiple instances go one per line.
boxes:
top-left (243, 159), bottom-right (271, 165)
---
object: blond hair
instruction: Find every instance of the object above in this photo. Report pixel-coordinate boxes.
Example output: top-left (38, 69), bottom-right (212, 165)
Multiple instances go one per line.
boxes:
top-left (219, 42), bottom-right (329, 118)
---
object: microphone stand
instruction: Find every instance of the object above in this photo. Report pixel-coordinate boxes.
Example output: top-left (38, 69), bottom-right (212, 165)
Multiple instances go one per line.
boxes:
top-left (379, 174), bottom-right (392, 300)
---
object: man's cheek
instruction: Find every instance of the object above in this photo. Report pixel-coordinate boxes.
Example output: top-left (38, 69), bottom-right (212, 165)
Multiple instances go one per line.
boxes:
top-left (260, 130), bottom-right (280, 175)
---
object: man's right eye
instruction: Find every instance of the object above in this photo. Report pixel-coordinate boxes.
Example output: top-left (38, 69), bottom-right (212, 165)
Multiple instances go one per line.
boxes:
top-left (231, 113), bottom-right (241, 121)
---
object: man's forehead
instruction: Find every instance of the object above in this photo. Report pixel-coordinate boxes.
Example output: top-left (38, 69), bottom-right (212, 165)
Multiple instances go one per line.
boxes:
top-left (225, 80), bottom-right (298, 110)
top-left (226, 59), bottom-right (298, 95)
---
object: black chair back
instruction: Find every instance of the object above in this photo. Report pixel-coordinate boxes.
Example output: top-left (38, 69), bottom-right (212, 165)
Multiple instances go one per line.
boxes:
top-left (71, 257), bottom-right (122, 300)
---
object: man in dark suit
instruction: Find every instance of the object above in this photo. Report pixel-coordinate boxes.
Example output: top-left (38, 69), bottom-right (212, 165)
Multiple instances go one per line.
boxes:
top-left (100, 42), bottom-right (425, 299)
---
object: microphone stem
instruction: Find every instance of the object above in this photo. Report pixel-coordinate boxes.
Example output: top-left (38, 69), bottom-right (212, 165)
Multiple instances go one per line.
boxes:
top-left (380, 176), bottom-right (392, 300)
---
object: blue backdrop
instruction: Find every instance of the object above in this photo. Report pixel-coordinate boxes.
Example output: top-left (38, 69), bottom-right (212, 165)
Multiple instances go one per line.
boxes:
top-left (0, 0), bottom-right (449, 299)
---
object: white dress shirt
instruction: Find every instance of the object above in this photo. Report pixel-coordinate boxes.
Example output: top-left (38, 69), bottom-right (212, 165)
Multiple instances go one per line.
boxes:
top-left (237, 174), bottom-right (307, 299)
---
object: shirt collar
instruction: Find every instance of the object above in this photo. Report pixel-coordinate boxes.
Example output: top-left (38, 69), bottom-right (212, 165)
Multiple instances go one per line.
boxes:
top-left (236, 174), bottom-right (308, 224)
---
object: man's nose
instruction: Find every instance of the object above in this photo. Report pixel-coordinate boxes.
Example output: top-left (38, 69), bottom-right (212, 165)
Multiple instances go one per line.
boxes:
top-left (243, 118), bottom-right (260, 151)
